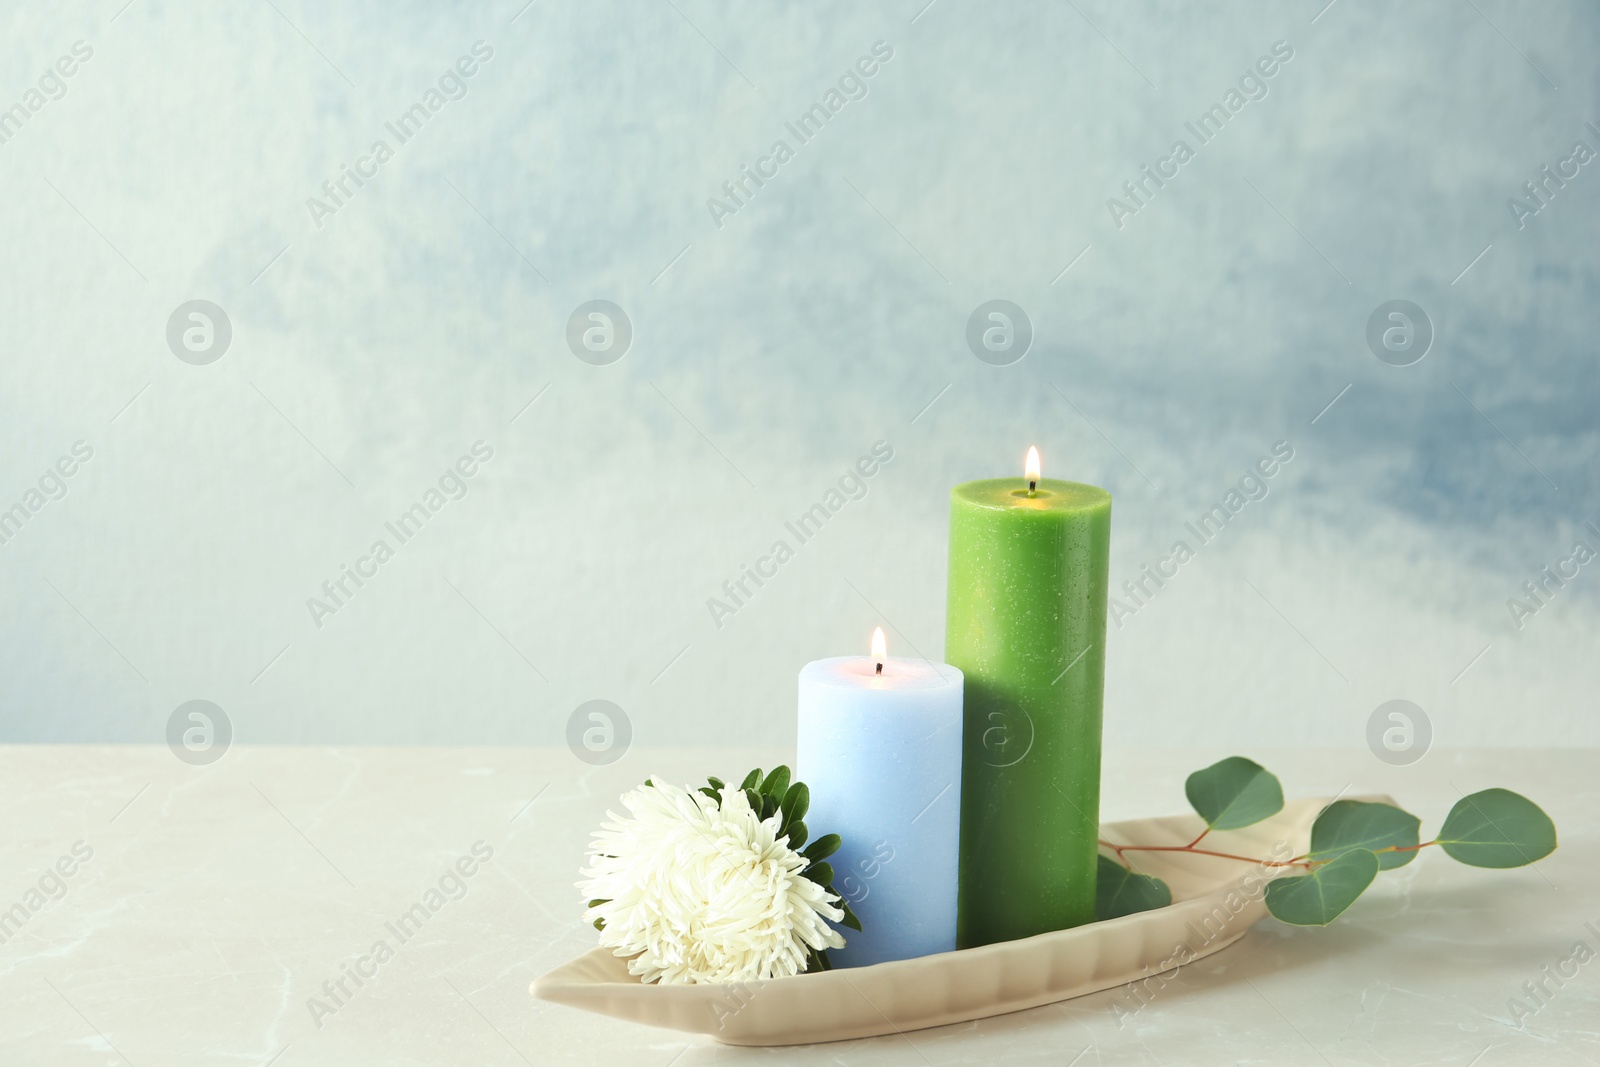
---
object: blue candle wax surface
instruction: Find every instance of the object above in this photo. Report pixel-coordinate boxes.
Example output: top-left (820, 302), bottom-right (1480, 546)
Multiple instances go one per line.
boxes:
top-left (796, 655), bottom-right (963, 968)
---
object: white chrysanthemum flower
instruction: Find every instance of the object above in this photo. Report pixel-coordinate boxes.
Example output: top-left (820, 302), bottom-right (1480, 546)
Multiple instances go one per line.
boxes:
top-left (577, 778), bottom-right (845, 985)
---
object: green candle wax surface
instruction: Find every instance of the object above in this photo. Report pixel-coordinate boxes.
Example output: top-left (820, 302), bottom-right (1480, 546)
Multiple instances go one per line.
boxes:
top-left (945, 477), bottom-right (1112, 948)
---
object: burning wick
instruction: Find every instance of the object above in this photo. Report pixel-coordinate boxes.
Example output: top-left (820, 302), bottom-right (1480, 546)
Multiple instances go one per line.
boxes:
top-left (871, 626), bottom-right (886, 676)
top-left (1025, 445), bottom-right (1041, 497)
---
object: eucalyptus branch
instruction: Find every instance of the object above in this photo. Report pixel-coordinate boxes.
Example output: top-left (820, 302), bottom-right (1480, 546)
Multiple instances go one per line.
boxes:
top-left (1095, 758), bottom-right (1557, 927)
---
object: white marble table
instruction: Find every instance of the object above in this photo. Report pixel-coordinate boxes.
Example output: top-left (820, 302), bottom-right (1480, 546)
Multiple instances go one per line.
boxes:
top-left (1, 746), bottom-right (1593, 1066)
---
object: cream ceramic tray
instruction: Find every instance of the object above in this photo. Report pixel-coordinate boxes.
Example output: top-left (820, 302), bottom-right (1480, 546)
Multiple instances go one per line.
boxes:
top-left (533, 795), bottom-right (1361, 1046)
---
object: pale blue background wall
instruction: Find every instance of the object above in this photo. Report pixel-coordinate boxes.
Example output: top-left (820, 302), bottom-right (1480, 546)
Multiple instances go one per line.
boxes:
top-left (1, 0), bottom-right (1596, 747)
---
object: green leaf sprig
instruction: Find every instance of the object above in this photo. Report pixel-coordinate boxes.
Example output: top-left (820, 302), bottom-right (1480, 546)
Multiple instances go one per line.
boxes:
top-left (1097, 756), bottom-right (1557, 927)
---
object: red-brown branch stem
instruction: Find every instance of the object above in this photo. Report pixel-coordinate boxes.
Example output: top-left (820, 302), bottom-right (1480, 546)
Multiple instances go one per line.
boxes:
top-left (1100, 840), bottom-right (1309, 869)
top-left (1101, 838), bottom-right (1442, 872)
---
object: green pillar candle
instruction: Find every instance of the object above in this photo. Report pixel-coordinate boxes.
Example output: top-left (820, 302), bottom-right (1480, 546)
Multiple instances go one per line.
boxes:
top-left (945, 450), bottom-right (1111, 947)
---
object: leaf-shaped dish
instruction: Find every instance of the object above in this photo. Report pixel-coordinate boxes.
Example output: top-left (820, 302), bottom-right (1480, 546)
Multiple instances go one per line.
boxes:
top-left (534, 795), bottom-right (1364, 1046)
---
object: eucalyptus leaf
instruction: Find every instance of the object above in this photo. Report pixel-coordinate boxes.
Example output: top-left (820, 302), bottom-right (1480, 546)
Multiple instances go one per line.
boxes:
top-left (1264, 848), bottom-right (1379, 926)
top-left (1185, 756), bottom-right (1284, 831)
top-left (803, 834), bottom-right (841, 863)
top-left (1310, 801), bottom-right (1421, 870)
top-left (1095, 855), bottom-right (1172, 921)
top-left (1437, 789), bottom-right (1557, 868)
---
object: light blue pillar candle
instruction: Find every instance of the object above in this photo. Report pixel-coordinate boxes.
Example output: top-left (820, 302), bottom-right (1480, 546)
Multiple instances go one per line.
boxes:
top-left (796, 634), bottom-right (963, 968)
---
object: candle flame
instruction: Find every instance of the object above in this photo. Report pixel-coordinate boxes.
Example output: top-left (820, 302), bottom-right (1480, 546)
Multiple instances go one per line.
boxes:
top-left (1025, 446), bottom-right (1041, 483)
top-left (871, 626), bottom-right (887, 662)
